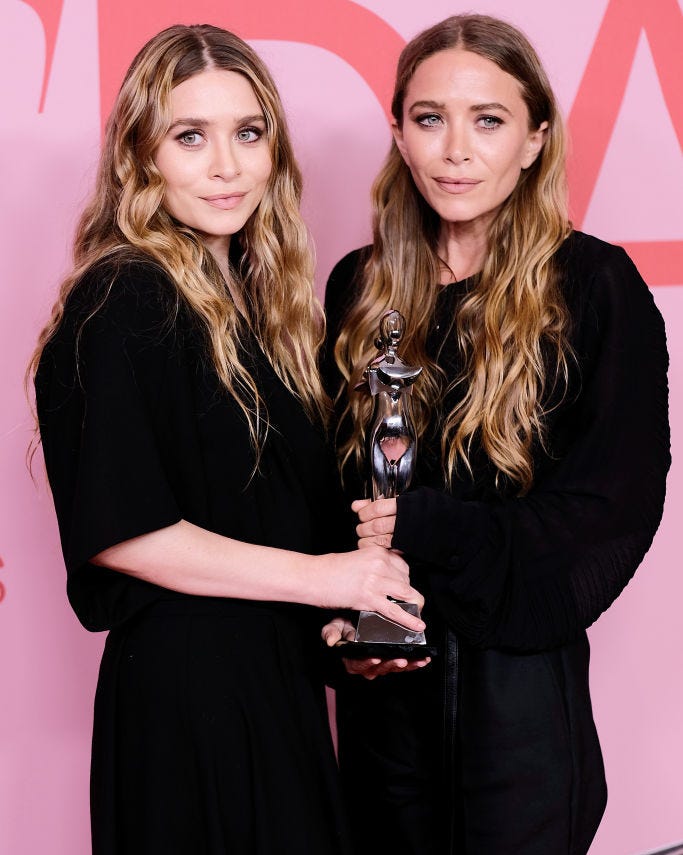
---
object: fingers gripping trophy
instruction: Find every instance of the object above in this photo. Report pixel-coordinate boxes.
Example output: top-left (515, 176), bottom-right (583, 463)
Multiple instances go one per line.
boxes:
top-left (341, 310), bottom-right (437, 659)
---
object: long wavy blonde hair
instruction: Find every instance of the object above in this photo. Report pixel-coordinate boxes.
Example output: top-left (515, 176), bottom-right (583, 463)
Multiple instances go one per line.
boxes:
top-left (335, 14), bottom-right (572, 494)
top-left (29, 24), bottom-right (326, 459)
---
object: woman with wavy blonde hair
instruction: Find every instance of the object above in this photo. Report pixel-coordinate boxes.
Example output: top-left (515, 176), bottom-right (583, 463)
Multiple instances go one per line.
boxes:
top-left (30, 23), bottom-right (425, 855)
top-left (322, 14), bottom-right (669, 855)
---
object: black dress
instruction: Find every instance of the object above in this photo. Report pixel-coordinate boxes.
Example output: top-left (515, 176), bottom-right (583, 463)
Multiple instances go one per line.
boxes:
top-left (322, 232), bottom-right (670, 855)
top-left (36, 258), bottom-right (352, 855)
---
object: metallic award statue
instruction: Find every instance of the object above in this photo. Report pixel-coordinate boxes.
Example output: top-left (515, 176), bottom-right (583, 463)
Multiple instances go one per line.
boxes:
top-left (366, 310), bottom-right (421, 500)
top-left (340, 309), bottom-right (437, 659)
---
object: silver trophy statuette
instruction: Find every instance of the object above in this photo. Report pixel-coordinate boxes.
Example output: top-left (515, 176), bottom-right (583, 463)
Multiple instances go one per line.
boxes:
top-left (338, 309), bottom-right (436, 659)
top-left (365, 309), bottom-right (421, 500)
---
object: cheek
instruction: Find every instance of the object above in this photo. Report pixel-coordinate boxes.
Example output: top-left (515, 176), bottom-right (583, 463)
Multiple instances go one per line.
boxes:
top-left (159, 191), bottom-right (190, 228)
top-left (401, 134), bottom-right (435, 171)
top-left (153, 147), bottom-right (171, 183)
top-left (154, 157), bottom-right (194, 222)
top-left (154, 148), bottom-right (195, 193)
top-left (256, 151), bottom-right (273, 184)
top-left (483, 141), bottom-right (526, 185)
top-left (259, 164), bottom-right (272, 190)
top-left (161, 165), bottom-right (193, 193)
top-left (251, 156), bottom-right (273, 204)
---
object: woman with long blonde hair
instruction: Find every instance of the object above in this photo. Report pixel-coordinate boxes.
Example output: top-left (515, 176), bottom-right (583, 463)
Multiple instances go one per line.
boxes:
top-left (322, 14), bottom-right (669, 854)
top-left (30, 23), bottom-right (425, 855)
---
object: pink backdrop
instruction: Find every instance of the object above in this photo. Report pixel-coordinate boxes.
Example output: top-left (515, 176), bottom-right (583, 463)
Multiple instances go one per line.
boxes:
top-left (1, 1), bottom-right (681, 852)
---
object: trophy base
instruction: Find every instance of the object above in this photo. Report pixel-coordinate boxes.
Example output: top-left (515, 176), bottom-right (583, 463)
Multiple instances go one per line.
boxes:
top-left (333, 640), bottom-right (438, 660)
top-left (332, 604), bottom-right (437, 660)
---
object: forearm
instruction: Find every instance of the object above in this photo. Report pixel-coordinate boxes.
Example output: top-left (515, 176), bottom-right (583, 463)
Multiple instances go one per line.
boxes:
top-left (92, 519), bottom-right (325, 604)
top-left (91, 519), bottom-right (426, 629)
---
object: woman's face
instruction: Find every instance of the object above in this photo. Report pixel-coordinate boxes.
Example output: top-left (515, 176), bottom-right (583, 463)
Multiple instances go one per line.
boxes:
top-left (393, 48), bottom-right (547, 235)
top-left (154, 69), bottom-right (272, 254)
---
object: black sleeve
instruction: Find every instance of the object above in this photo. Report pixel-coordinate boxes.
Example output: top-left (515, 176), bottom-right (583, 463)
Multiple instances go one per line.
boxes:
top-left (392, 244), bottom-right (671, 652)
top-left (36, 262), bottom-right (184, 627)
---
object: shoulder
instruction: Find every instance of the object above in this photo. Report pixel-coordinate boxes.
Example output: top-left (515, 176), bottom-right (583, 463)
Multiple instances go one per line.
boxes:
top-left (53, 254), bottom-right (188, 355)
top-left (327, 246), bottom-right (370, 287)
top-left (70, 254), bottom-right (178, 323)
top-left (41, 255), bottom-right (189, 379)
top-left (558, 230), bottom-right (650, 298)
top-left (558, 230), bottom-right (659, 325)
top-left (324, 245), bottom-right (371, 324)
top-left (558, 231), bottom-right (666, 362)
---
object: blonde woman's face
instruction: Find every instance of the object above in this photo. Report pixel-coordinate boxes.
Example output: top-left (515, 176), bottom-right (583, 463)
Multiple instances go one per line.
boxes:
top-left (154, 69), bottom-right (272, 254)
top-left (393, 48), bottom-right (547, 235)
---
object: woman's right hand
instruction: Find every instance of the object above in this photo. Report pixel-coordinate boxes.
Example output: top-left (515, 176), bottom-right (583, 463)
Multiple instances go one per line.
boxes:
top-left (91, 520), bottom-right (424, 627)
top-left (316, 546), bottom-right (425, 632)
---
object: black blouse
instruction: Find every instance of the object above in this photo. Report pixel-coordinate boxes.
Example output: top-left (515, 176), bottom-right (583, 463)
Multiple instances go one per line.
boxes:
top-left (36, 258), bottom-right (343, 631)
top-left (323, 231), bottom-right (670, 653)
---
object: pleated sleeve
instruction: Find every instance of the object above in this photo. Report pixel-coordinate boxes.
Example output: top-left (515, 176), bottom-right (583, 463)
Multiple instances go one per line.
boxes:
top-left (392, 241), bottom-right (671, 651)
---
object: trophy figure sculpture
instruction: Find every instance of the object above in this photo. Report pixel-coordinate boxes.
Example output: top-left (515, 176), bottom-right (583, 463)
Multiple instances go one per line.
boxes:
top-left (339, 309), bottom-right (437, 659)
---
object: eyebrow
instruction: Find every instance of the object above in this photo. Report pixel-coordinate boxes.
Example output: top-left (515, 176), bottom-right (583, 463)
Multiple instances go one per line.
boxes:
top-left (470, 102), bottom-right (513, 116)
top-left (168, 114), bottom-right (267, 130)
top-left (407, 99), bottom-right (513, 116)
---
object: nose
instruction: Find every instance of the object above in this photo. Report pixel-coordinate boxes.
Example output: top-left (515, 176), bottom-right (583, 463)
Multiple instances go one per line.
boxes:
top-left (210, 139), bottom-right (241, 179)
top-left (443, 120), bottom-right (471, 164)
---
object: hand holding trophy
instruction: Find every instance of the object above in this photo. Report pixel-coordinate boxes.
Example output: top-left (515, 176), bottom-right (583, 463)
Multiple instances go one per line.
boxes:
top-left (337, 309), bottom-right (437, 660)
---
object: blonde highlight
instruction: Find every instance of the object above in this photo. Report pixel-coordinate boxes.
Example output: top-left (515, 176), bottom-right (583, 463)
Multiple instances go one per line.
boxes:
top-left (334, 15), bottom-right (573, 494)
top-left (28, 24), bottom-right (327, 469)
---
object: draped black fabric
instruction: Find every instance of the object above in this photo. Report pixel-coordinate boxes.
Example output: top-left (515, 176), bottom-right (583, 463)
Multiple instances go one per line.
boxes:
top-left (36, 258), bottom-right (352, 855)
top-left (323, 231), bottom-right (670, 854)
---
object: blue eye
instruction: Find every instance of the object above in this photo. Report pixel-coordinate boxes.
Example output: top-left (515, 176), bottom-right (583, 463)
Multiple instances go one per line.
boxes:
top-left (478, 115), bottom-right (503, 130)
top-left (416, 113), bottom-right (442, 127)
top-left (176, 130), bottom-right (203, 146)
top-left (236, 127), bottom-right (263, 143)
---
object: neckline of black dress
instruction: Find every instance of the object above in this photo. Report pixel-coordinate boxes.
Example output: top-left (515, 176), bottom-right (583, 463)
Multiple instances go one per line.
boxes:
top-left (439, 273), bottom-right (477, 291)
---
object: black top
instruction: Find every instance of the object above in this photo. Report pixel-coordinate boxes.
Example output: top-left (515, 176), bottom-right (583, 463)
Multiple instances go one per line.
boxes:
top-left (323, 230), bottom-right (670, 653)
top-left (36, 258), bottom-right (343, 631)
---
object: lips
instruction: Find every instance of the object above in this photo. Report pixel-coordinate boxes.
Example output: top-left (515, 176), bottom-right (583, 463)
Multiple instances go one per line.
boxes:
top-left (201, 193), bottom-right (247, 210)
top-left (434, 178), bottom-right (481, 194)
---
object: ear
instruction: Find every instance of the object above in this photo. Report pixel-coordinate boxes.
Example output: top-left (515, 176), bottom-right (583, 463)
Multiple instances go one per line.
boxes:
top-left (392, 121), bottom-right (410, 163)
top-left (521, 120), bottom-right (548, 169)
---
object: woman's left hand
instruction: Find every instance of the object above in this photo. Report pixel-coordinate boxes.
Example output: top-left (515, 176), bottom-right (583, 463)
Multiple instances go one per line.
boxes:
top-left (352, 497), bottom-right (397, 549)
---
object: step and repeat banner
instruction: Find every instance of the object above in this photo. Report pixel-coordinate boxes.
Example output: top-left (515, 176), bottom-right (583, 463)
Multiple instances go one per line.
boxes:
top-left (1, 1), bottom-right (681, 853)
